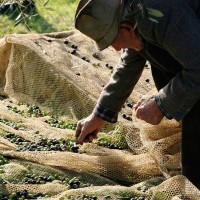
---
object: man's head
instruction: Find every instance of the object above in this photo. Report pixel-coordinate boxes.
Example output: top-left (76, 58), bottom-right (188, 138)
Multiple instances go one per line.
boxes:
top-left (75, 0), bottom-right (125, 51)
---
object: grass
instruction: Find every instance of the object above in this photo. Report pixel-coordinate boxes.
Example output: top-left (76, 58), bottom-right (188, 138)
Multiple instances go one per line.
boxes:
top-left (0, 0), bottom-right (78, 38)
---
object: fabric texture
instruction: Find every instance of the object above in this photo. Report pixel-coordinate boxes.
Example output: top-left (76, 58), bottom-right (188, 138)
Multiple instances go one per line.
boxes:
top-left (96, 0), bottom-right (200, 121)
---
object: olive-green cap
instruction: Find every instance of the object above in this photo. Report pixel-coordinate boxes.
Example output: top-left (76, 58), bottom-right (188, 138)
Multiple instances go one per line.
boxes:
top-left (75, 0), bottom-right (124, 51)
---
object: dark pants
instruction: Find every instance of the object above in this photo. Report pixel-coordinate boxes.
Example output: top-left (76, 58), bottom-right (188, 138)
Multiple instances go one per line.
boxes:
top-left (151, 66), bottom-right (200, 188)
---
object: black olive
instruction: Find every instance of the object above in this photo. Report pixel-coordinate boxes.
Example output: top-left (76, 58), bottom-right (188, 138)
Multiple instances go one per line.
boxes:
top-left (64, 40), bottom-right (69, 44)
top-left (126, 116), bottom-right (132, 121)
top-left (71, 146), bottom-right (79, 153)
top-left (109, 66), bottom-right (113, 70)
top-left (16, 138), bottom-right (24, 143)
top-left (145, 79), bottom-right (150, 82)
top-left (82, 56), bottom-right (86, 60)
top-left (71, 49), bottom-right (76, 54)
top-left (122, 113), bottom-right (127, 119)
top-left (71, 44), bottom-right (78, 49)
top-left (33, 193), bottom-right (43, 198)
top-left (127, 102), bottom-right (133, 108)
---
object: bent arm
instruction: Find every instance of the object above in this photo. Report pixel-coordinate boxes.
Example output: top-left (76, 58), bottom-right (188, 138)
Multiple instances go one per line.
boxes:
top-left (93, 48), bottom-right (146, 122)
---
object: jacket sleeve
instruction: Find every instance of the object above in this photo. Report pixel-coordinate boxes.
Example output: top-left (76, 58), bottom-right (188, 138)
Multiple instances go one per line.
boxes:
top-left (156, 6), bottom-right (200, 121)
top-left (95, 48), bottom-right (146, 118)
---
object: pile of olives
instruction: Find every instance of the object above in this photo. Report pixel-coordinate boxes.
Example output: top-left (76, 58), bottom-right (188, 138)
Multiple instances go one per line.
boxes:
top-left (0, 190), bottom-right (47, 200)
top-left (4, 133), bottom-right (79, 153)
top-left (0, 156), bottom-right (7, 174)
top-left (0, 118), bottom-right (21, 130)
top-left (105, 63), bottom-right (113, 70)
top-left (7, 103), bottom-right (47, 118)
top-left (0, 155), bottom-right (8, 166)
top-left (1, 172), bottom-right (90, 190)
top-left (19, 174), bottom-right (85, 188)
top-left (7, 105), bottom-right (24, 115)
top-left (96, 138), bottom-right (126, 150)
top-left (44, 116), bottom-right (77, 130)
top-left (26, 105), bottom-right (46, 117)
top-left (20, 173), bottom-right (56, 184)
top-left (122, 113), bottom-right (133, 121)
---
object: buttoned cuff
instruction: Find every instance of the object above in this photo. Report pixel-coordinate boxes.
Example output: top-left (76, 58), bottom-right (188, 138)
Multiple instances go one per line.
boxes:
top-left (93, 104), bottom-right (118, 123)
top-left (155, 95), bottom-right (173, 120)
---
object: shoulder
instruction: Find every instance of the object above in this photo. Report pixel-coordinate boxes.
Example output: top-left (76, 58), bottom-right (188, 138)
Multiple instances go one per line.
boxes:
top-left (137, 0), bottom-right (197, 46)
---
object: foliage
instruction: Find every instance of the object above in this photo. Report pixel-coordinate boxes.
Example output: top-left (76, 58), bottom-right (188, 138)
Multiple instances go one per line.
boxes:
top-left (0, 0), bottom-right (78, 37)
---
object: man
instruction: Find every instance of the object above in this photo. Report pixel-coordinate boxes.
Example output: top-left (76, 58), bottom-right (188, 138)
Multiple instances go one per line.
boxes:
top-left (74, 0), bottom-right (200, 188)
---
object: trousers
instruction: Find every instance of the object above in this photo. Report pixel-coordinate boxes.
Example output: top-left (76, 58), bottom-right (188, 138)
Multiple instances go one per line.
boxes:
top-left (151, 66), bottom-right (200, 189)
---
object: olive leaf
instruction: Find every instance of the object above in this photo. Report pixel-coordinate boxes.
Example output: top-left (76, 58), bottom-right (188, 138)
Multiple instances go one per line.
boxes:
top-left (146, 8), bottom-right (164, 18)
top-left (148, 17), bottom-right (159, 23)
top-left (125, 2), bottom-right (164, 29)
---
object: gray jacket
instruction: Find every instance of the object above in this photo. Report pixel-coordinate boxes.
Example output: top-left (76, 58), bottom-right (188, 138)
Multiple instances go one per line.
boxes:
top-left (96, 0), bottom-right (200, 121)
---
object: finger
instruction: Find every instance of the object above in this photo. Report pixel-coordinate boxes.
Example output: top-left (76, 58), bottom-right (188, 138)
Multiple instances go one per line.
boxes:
top-left (83, 138), bottom-right (89, 143)
top-left (88, 135), bottom-right (94, 142)
top-left (75, 121), bottom-right (83, 138)
top-left (134, 99), bottom-right (145, 111)
top-left (77, 126), bottom-right (90, 144)
top-left (135, 105), bottom-right (144, 119)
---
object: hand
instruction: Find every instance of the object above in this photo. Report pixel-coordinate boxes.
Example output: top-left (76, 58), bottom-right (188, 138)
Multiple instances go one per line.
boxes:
top-left (134, 95), bottom-right (164, 125)
top-left (75, 113), bottom-right (106, 145)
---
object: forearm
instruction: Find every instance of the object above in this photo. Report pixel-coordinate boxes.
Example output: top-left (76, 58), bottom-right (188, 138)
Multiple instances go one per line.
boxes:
top-left (94, 49), bottom-right (146, 122)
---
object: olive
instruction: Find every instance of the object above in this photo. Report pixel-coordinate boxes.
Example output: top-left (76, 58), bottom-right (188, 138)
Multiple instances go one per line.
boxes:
top-left (33, 193), bottom-right (43, 198)
top-left (71, 44), bottom-right (78, 49)
top-left (138, 197), bottom-right (145, 200)
top-left (72, 183), bottom-right (79, 189)
top-left (82, 195), bottom-right (89, 199)
top-left (126, 116), bottom-right (132, 121)
top-left (70, 49), bottom-right (76, 54)
top-left (82, 56), bottom-right (87, 60)
top-left (21, 190), bottom-right (28, 196)
top-left (108, 66), bottom-right (113, 70)
top-left (47, 39), bottom-right (52, 42)
top-left (71, 146), bottom-right (79, 153)
top-left (75, 72), bottom-right (81, 76)
top-left (64, 40), bottom-right (69, 44)
top-left (122, 113), bottom-right (127, 119)
top-left (16, 138), bottom-right (24, 142)
top-left (92, 52), bottom-right (100, 59)
top-left (145, 79), bottom-right (150, 82)
top-left (127, 102), bottom-right (133, 108)
top-left (109, 144), bottom-right (115, 149)
top-left (49, 176), bottom-right (56, 182)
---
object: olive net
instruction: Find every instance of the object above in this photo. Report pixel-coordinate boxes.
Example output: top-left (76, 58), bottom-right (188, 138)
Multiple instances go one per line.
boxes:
top-left (0, 30), bottom-right (199, 200)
